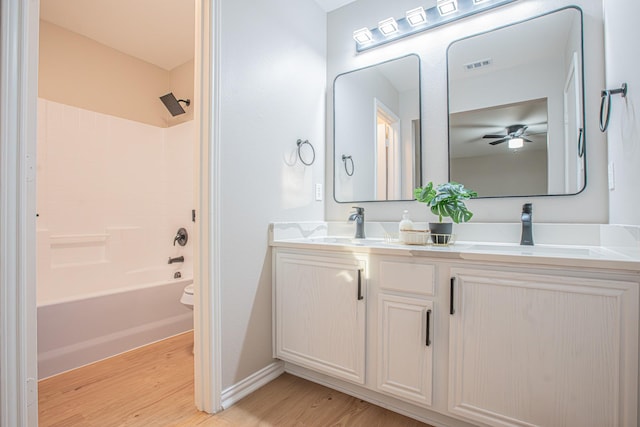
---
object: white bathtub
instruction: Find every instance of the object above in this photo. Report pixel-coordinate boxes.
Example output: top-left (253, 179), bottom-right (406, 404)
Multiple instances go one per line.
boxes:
top-left (37, 266), bottom-right (194, 379)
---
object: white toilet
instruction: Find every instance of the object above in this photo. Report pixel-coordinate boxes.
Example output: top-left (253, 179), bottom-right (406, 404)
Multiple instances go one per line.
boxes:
top-left (180, 283), bottom-right (194, 309)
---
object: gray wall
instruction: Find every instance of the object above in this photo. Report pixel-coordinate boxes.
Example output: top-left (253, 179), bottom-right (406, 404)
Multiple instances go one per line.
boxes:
top-left (451, 150), bottom-right (548, 198)
top-left (604, 0), bottom-right (640, 226)
top-left (219, 0), bottom-right (326, 389)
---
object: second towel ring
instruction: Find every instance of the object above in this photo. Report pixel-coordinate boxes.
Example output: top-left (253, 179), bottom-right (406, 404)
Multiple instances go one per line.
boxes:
top-left (296, 139), bottom-right (315, 166)
top-left (577, 128), bottom-right (585, 158)
top-left (600, 83), bottom-right (627, 132)
top-left (342, 154), bottom-right (354, 176)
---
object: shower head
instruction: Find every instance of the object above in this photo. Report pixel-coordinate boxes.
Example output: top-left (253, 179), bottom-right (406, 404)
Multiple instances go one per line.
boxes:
top-left (159, 92), bottom-right (191, 116)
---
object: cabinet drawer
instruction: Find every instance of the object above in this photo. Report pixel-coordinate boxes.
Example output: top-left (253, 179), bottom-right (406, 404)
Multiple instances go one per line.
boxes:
top-left (379, 260), bottom-right (435, 296)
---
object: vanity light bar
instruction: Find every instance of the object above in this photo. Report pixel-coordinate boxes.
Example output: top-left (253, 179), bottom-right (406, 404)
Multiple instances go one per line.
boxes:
top-left (353, 0), bottom-right (517, 53)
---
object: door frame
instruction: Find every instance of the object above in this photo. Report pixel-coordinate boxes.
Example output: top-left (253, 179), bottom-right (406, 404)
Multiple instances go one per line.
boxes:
top-left (373, 98), bottom-right (401, 200)
top-left (193, 0), bottom-right (223, 414)
top-left (0, 0), bottom-right (222, 424)
top-left (0, 0), bottom-right (39, 425)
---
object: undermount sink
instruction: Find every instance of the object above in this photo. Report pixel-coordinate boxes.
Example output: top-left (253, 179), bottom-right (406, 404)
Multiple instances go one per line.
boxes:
top-left (304, 236), bottom-right (385, 246)
top-left (283, 235), bottom-right (631, 261)
top-left (462, 243), bottom-right (607, 257)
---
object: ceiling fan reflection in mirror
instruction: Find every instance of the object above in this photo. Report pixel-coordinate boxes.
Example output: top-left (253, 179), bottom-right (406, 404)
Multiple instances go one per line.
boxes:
top-left (483, 124), bottom-right (545, 147)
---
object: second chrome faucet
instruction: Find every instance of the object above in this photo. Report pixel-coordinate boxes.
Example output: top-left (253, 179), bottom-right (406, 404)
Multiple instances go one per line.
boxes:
top-left (348, 207), bottom-right (365, 239)
top-left (520, 203), bottom-right (533, 246)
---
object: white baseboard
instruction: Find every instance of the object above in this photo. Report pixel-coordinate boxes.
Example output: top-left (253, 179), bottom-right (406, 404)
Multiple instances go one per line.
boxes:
top-left (221, 361), bottom-right (284, 409)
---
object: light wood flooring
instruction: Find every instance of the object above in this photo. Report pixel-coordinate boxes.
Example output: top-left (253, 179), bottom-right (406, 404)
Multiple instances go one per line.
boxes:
top-left (39, 331), bottom-right (432, 426)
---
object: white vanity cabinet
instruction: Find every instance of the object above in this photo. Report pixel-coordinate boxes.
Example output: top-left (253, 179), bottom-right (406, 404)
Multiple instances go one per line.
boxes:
top-left (273, 250), bottom-right (367, 384)
top-left (376, 259), bottom-right (436, 407)
top-left (271, 232), bottom-right (640, 427)
top-left (448, 267), bottom-right (639, 427)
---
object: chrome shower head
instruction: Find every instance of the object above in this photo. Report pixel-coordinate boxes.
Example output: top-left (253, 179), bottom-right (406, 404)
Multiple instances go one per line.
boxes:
top-left (159, 92), bottom-right (190, 116)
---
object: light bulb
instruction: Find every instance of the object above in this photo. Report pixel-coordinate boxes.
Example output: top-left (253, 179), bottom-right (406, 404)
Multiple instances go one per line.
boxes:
top-left (406, 7), bottom-right (427, 26)
top-left (378, 17), bottom-right (399, 36)
top-left (437, 0), bottom-right (458, 15)
top-left (353, 27), bottom-right (373, 44)
top-left (508, 138), bottom-right (524, 149)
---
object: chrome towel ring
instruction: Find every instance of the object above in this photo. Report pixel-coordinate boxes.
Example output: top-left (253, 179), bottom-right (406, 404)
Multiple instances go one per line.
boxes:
top-left (342, 155), bottom-right (354, 176)
top-left (577, 128), bottom-right (584, 158)
top-left (600, 83), bottom-right (627, 132)
top-left (296, 139), bottom-right (315, 166)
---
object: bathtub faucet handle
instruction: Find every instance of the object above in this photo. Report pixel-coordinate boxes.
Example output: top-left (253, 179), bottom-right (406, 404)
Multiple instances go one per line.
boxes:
top-left (174, 227), bottom-right (188, 246)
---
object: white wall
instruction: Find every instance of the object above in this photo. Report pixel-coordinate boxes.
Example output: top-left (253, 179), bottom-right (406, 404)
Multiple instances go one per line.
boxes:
top-left (326, 0), bottom-right (607, 224)
top-left (451, 150), bottom-right (547, 197)
top-left (36, 99), bottom-right (194, 303)
top-left (603, 0), bottom-right (640, 226)
top-left (219, 0), bottom-right (326, 388)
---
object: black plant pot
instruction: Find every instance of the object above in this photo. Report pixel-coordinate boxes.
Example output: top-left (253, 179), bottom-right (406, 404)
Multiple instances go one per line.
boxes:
top-left (429, 222), bottom-right (453, 245)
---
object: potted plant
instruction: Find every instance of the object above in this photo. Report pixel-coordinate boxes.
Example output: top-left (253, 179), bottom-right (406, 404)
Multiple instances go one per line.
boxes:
top-left (414, 181), bottom-right (477, 245)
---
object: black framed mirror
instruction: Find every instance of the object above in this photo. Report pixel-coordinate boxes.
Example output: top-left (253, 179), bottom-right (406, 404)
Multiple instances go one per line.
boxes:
top-left (334, 54), bottom-right (422, 203)
top-left (447, 7), bottom-right (585, 198)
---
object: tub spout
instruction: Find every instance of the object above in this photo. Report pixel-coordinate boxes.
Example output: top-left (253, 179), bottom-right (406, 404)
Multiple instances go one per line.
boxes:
top-left (168, 256), bottom-right (184, 264)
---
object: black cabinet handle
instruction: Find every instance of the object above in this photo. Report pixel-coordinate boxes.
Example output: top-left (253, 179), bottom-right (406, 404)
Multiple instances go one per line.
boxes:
top-left (357, 269), bottom-right (364, 300)
top-left (450, 277), bottom-right (455, 315)
top-left (425, 309), bottom-right (432, 347)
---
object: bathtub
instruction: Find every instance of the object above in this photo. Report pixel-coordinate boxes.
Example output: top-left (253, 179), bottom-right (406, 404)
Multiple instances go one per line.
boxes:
top-left (37, 265), bottom-right (194, 379)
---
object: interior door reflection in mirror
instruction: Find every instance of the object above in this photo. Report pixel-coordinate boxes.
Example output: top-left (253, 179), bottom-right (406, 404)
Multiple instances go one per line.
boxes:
top-left (334, 54), bottom-right (421, 202)
top-left (447, 7), bottom-right (584, 198)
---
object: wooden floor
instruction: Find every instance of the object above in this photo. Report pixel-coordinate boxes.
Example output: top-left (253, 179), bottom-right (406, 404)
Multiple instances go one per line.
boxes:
top-left (39, 331), bottom-right (432, 426)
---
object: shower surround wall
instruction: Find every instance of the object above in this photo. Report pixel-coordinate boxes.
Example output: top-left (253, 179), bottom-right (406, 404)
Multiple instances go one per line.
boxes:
top-left (36, 98), bottom-right (194, 378)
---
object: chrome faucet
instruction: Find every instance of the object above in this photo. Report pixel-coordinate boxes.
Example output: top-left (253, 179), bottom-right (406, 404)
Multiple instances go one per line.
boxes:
top-left (348, 207), bottom-right (365, 239)
top-left (520, 203), bottom-right (533, 246)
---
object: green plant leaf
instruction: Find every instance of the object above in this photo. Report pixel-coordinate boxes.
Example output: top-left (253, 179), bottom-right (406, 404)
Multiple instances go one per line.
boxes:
top-left (414, 181), bottom-right (477, 223)
top-left (414, 182), bottom-right (436, 204)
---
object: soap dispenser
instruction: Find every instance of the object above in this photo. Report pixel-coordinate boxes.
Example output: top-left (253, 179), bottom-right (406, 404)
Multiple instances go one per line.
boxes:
top-left (399, 210), bottom-right (414, 244)
top-left (399, 210), bottom-right (414, 232)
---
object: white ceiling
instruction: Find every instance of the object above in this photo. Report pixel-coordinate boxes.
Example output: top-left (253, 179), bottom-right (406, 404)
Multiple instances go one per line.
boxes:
top-left (40, 0), bottom-right (195, 71)
top-left (40, 0), bottom-right (354, 71)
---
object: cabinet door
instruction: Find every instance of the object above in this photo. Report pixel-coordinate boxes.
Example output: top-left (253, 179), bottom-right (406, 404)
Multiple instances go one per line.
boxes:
top-left (448, 268), bottom-right (638, 427)
top-left (275, 252), bottom-right (366, 384)
top-left (378, 294), bottom-right (433, 406)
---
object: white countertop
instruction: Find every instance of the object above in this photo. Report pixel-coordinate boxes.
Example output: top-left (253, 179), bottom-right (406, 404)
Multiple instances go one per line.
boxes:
top-left (269, 222), bottom-right (640, 272)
